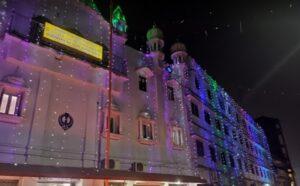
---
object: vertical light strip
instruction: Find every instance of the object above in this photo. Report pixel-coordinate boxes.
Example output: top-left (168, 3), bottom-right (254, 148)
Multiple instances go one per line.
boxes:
top-left (8, 96), bottom-right (18, 115)
top-left (0, 94), bottom-right (9, 113)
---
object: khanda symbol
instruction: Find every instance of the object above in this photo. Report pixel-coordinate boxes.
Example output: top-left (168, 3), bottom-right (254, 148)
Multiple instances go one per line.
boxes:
top-left (58, 113), bottom-right (74, 130)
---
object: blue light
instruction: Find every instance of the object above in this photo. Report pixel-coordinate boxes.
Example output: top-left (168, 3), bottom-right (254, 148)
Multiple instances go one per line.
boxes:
top-left (165, 66), bottom-right (173, 73)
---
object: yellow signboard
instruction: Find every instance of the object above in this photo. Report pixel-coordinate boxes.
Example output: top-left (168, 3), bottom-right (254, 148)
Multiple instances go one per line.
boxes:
top-left (43, 22), bottom-right (103, 61)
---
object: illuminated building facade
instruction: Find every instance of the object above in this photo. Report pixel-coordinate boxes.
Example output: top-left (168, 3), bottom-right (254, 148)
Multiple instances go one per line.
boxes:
top-left (0, 0), bottom-right (273, 186)
top-left (169, 43), bottom-right (274, 186)
top-left (256, 116), bottom-right (296, 186)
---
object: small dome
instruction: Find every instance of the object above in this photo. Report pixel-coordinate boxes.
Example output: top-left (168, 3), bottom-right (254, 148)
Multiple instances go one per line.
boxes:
top-left (170, 42), bottom-right (187, 54)
top-left (146, 25), bottom-right (163, 41)
top-left (139, 110), bottom-right (153, 119)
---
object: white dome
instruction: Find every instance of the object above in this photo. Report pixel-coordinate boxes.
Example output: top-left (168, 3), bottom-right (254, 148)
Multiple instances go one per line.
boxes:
top-left (170, 42), bottom-right (187, 54)
top-left (146, 25), bottom-right (163, 41)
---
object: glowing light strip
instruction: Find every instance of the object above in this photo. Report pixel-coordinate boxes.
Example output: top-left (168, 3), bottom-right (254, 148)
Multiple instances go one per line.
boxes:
top-left (43, 22), bottom-right (103, 61)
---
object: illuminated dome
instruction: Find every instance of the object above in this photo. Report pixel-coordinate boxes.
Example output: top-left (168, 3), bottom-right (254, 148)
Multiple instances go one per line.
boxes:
top-left (170, 42), bottom-right (187, 54)
top-left (146, 25), bottom-right (163, 41)
top-left (139, 110), bottom-right (153, 119)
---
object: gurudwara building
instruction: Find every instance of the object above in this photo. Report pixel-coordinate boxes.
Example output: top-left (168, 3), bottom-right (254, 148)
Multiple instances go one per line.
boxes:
top-left (0, 0), bottom-right (274, 186)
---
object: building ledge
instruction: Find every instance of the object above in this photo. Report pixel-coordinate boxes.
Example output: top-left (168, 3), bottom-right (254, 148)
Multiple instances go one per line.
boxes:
top-left (135, 66), bottom-right (154, 78)
top-left (0, 114), bottom-right (23, 124)
top-left (138, 139), bottom-right (156, 145)
top-left (102, 133), bottom-right (123, 140)
top-left (0, 163), bottom-right (209, 184)
top-left (172, 145), bottom-right (185, 151)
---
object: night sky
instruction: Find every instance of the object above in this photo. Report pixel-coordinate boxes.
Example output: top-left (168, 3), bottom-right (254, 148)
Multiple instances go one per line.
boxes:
top-left (97, 0), bottom-right (300, 181)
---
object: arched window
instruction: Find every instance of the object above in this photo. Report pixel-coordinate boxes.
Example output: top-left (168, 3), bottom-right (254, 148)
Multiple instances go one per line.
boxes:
top-left (138, 112), bottom-right (155, 145)
top-left (172, 126), bottom-right (184, 148)
top-left (139, 76), bottom-right (147, 92)
top-left (0, 73), bottom-right (27, 124)
top-left (167, 86), bottom-right (175, 101)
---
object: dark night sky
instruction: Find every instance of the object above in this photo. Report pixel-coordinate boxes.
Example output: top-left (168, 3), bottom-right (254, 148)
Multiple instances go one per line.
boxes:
top-left (97, 0), bottom-right (300, 181)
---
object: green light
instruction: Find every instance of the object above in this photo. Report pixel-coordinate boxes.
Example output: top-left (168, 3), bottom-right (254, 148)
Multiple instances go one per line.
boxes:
top-left (112, 6), bottom-right (127, 33)
top-left (207, 75), bottom-right (218, 92)
top-left (80, 0), bottom-right (99, 12)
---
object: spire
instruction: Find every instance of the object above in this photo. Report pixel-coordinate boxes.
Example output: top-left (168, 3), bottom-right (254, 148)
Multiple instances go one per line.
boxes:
top-left (112, 6), bottom-right (127, 33)
top-left (80, 0), bottom-right (99, 12)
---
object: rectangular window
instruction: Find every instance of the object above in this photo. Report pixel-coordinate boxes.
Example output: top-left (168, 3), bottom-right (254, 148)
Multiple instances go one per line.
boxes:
top-left (172, 127), bottom-right (183, 147)
top-left (227, 106), bottom-right (232, 115)
top-left (204, 111), bottom-right (211, 124)
top-left (196, 140), bottom-right (204, 157)
top-left (191, 102), bottom-right (199, 117)
top-left (278, 135), bottom-right (284, 145)
top-left (247, 126), bottom-right (251, 134)
top-left (142, 123), bottom-right (153, 140)
top-left (207, 89), bottom-right (212, 100)
top-left (242, 119), bottom-right (247, 126)
top-left (139, 76), bottom-right (147, 91)
top-left (250, 143), bottom-right (253, 151)
top-left (254, 148), bottom-right (258, 156)
top-left (282, 147), bottom-right (287, 155)
top-left (250, 164), bottom-right (255, 174)
top-left (224, 125), bottom-right (229, 135)
top-left (261, 170), bottom-right (265, 178)
top-left (0, 93), bottom-right (21, 115)
top-left (232, 129), bottom-right (237, 141)
top-left (215, 119), bottom-right (222, 131)
top-left (255, 166), bottom-right (259, 176)
top-left (229, 154), bottom-right (235, 168)
top-left (245, 140), bottom-right (250, 149)
top-left (258, 167), bottom-right (265, 177)
top-left (167, 86), bottom-right (175, 101)
top-left (239, 134), bottom-right (244, 145)
top-left (245, 160), bottom-right (249, 172)
top-left (220, 152), bottom-right (227, 165)
top-left (109, 115), bottom-right (120, 134)
top-left (195, 77), bottom-right (199, 89)
top-left (236, 113), bottom-right (240, 123)
top-left (257, 148), bottom-right (261, 157)
top-left (219, 98), bottom-right (225, 110)
top-left (209, 146), bottom-right (216, 162)
top-left (237, 159), bottom-right (243, 171)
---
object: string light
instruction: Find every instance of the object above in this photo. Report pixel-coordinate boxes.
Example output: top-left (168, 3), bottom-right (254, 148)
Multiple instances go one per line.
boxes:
top-left (0, 1), bottom-right (274, 185)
